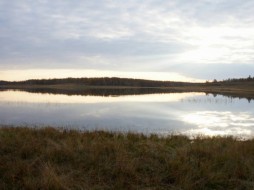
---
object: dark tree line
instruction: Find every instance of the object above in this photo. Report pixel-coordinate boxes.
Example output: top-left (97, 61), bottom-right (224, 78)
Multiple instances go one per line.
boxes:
top-left (205, 76), bottom-right (254, 85)
top-left (221, 75), bottom-right (254, 83)
top-left (0, 81), bottom-right (9, 85)
top-left (1, 76), bottom-right (253, 87)
top-left (0, 77), bottom-right (200, 87)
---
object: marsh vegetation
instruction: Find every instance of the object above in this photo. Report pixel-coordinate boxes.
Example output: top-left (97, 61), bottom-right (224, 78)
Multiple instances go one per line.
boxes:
top-left (1, 127), bottom-right (254, 189)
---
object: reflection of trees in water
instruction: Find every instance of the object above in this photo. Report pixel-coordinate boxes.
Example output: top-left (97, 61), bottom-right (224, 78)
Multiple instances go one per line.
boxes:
top-left (206, 93), bottom-right (253, 103)
top-left (0, 88), bottom-right (186, 97)
top-left (182, 94), bottom-right (252, 104)
top-left (0, 88), bottom-right (253, 102)
top-left (181, 97), bottom-right (234, 104)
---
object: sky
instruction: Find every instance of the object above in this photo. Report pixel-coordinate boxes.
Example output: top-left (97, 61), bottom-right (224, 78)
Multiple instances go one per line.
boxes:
top-left (0, 0), bottom-right (254, 81)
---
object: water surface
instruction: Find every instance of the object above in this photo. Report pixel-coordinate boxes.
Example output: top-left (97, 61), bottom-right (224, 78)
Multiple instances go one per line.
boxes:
top-left (0, 90), bottom-right (253, 137)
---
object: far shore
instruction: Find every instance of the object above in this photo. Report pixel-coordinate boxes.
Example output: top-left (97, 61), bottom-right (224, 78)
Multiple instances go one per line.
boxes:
top-left (0, 77), bottom-right (254, 100)
top-left (1, 82), bottom-right (254, 100)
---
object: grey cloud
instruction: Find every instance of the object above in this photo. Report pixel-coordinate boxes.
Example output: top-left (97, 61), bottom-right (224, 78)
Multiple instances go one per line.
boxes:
top-left (163, 63), bottom-right (254, 80)
top-left (170, 0), bottom-right (254, 25)
top-left (0, 0), bottom-right (254, 79)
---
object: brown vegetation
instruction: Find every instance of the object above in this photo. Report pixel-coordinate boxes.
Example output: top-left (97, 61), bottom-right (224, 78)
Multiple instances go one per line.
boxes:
top-left (1, 127), bottom-right (254, 189)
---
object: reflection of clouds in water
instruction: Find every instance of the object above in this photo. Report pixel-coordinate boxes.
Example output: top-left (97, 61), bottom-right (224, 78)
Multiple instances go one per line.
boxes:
top-left (80, 107), bottom-right (112, 118)
top-left (182, 111), bottom-right (254, 137)
top-left (1, 91), bottom-right (254, 138)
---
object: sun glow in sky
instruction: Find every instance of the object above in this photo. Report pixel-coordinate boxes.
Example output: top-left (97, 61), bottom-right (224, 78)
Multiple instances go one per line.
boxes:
top-left (0, 69), bottom-right (204, 82)
top-left (0, 0), bottom-right (254, 81)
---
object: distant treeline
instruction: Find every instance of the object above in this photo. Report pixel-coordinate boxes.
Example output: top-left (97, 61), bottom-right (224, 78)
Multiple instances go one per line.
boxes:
top-left (221, 75), bottom-right (254, 83)
top-left (205, 76), bottom-right (254, 86)
top-left (0, 77), bottom-right (199, 87)
top-left (0, 76), bottom-right (253, 87)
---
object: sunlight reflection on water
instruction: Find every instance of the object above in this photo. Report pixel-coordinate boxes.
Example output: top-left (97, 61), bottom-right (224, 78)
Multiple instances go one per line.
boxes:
top-left (182, 111), bottom-right (254, 137)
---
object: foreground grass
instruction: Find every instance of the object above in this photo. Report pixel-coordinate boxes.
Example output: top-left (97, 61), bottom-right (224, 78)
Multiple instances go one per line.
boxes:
top-left (1, 127), bottom-right (254, 189)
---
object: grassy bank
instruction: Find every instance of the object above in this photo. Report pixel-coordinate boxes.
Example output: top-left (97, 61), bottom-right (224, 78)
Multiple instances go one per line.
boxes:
top-left (1, 127), bottom-right (254, 189)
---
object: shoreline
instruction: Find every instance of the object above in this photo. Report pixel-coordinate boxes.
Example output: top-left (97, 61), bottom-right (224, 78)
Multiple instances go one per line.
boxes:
top-left (1, 83), bottom-right (254, 101)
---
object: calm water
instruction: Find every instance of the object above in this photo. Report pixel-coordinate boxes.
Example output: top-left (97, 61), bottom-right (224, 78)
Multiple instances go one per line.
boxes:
top-left (0, 90), bottom-right (253, 137)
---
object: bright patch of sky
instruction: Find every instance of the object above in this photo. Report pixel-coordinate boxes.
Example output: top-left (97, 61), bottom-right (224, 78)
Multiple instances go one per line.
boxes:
top-left (0, 0), bottom-right (253, 81)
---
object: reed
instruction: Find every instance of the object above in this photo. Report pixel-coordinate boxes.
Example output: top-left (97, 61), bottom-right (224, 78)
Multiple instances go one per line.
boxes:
top-left (1, 127), bottom-right (254, 189)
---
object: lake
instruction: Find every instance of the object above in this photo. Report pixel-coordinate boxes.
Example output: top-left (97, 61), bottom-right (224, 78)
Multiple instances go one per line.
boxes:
top-left (0, 90), bottom-right (253, 137)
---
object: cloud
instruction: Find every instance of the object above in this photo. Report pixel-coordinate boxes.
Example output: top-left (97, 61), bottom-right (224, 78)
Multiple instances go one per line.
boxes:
top-left (0, 0), bottom-right (254, 80)
top-left (163, 63), bottom-right (254, 80)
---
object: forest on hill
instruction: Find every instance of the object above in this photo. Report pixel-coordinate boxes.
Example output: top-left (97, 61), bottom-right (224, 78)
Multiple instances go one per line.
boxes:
top-left (0, 76), bottom-right (253, 100)
top-left (0, 77), bottom-right (199, 87)
top-left (0, 76), bottom-right (253, 87)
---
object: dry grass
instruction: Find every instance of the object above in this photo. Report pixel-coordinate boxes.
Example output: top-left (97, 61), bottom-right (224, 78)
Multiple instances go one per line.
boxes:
top-left (1, 127), bottom-right (254, 189)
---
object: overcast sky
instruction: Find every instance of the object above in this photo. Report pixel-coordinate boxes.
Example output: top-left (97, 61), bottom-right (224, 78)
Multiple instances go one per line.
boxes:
top-left (0, 0), bottom-right (254, 81)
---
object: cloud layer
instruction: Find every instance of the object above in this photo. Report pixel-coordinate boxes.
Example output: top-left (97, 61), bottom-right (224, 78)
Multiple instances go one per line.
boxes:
top-left (0, 0), bottom-right (254, 80)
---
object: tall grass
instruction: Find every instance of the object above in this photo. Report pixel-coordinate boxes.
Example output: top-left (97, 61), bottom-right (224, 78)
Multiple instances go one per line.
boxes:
top-left (1, 127), bottom-right (254, 189)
